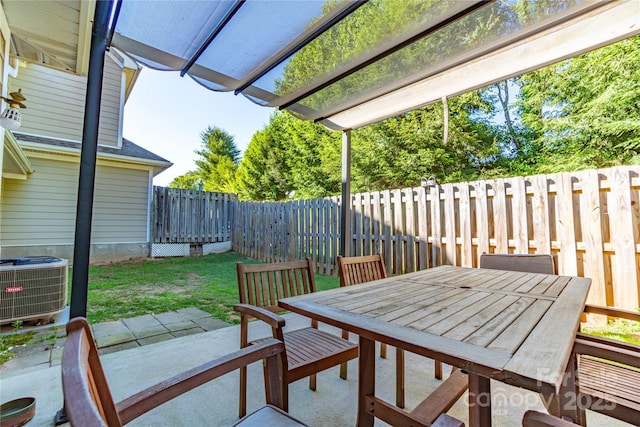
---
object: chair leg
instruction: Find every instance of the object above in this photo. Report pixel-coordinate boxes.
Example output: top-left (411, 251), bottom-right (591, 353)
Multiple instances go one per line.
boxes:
top-left (309, 373), bottom-right (317, 391)
top-left (239, 365), bottom-right (247, 418)
top-left (340, 330), bottom-right (349, 379)
top-left (396, 348), bottom-right (405, 409)
top-left (380, 342), bottom-right (387, 359)
top-left (435, 360), bottom-right (443, 380)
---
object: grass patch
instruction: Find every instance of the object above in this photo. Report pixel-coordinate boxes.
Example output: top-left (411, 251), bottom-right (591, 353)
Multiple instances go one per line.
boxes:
top-left (582, 318), bottom-right (640, 345)
top-left (0, 331), bottom-right (36, 365)
top-left (82, 251), bottom-right (339, 324)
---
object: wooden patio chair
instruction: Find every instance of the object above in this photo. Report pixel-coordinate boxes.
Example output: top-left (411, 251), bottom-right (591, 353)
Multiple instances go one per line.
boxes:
top-left (235, 258), bottom-right (358, 418)
top-left (571, 307), bottom-right (640, 425)
top-left (61, 317), bottom-right (308, 427)
top-left (481, 253), bottom-right (640, 425)
top-left (337, 254), bottom-right (444, 409)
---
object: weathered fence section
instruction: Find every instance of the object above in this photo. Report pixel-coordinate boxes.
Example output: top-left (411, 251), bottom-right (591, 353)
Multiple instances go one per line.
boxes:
top-left (151, 186), bottom-right (236, 243)
top-left (231, 166), bottom-right (640, 310)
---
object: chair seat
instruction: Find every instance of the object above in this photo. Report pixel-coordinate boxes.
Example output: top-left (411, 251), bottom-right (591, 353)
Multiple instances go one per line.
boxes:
top-left (233, 405), bottom-right (308, 426)
top-left (254, 327), bottom-right (358, 383)
top-left (577, 355), bottom-right (640, 423)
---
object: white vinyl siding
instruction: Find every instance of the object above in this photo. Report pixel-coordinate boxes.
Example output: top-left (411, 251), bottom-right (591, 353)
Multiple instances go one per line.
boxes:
top-left (0, 157), bottom-right (149, 246)
top-left (9, 56), bottom-right (123, 147)
top-left (100, 54), bottom-right (123, 147)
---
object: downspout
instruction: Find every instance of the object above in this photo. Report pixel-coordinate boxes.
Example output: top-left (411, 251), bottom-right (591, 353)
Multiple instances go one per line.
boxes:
top-left (69, 0), bottom-right (113, 319)
top-left (340, 130), bottom-right (351, 257)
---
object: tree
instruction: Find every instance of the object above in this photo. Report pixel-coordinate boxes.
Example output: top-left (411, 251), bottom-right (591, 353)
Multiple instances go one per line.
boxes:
top-left (170, 126), bottom-right (240, 192)
top-left (236, 111), bottom-right (341, 201)
top-left (351, 92), bottom-right (497, 191)
top-left (515, 34), bottom-right (640, 172)
top-left (236, 113), bottom-right (292, 201)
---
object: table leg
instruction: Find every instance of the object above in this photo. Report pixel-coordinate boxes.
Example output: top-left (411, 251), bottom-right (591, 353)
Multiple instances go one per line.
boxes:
top-left (550, 354), bottom-right (585, 425)
top-left (469, 374), bottom-right (491, 427)
top-left (357, 336), bottom-right (376, 427)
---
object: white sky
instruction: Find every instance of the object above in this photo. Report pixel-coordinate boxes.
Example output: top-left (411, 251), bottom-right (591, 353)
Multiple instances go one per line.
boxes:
top-left (122, 68), bottom-right (275, 186)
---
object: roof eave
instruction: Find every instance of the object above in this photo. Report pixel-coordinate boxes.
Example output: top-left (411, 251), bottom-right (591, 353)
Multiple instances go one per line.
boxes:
top-left (2, 130), bottom-right (34, 178)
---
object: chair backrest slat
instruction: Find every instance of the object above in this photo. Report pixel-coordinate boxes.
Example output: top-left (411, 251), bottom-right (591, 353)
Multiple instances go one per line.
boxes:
top-left (337, 254), bottom-right (387, 287)
top-left (237, 259), bottom-right (316, 313)
top-left (479, 253), bottom-right (557, 275)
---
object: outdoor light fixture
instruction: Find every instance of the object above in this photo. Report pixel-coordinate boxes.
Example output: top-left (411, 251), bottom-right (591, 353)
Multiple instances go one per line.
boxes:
top-left (0, 88), bottom-right (27, 130)
top-left (421, 176), bottom-right (437, 188)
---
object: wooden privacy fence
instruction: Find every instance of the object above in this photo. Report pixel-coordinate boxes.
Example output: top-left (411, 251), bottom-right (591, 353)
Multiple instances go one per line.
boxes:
top-left (231, 166), bottom-right (640, 311)
top-left (151, 186), bottom-right (236, 243)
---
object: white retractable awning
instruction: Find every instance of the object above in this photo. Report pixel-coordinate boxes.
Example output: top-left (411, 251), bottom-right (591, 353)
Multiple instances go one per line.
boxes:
top-left (111, 0), bottom-right (640, 130)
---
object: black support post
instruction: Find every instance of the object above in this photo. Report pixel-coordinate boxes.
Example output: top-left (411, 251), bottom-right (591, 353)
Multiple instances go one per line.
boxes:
top-left (69, 0), bottom-right (112, 319)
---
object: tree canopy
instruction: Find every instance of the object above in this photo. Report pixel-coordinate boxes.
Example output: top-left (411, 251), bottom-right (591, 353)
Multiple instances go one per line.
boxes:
top-left (170, 126), bottom-right (240, 193)
top-left (170, 33), bottom-right (640, 201)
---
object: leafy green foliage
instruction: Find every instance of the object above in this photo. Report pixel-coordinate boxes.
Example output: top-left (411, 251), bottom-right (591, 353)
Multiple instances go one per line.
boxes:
top-left (170, 126), bottom-right (241, 192)
top-left (236, 111), bottom-right (341, 200)
top-left (352, 92), bottom-right (497, 190)
top-left (510, 35), bottom-right (640, 173)
top-left (0, 331), bottom-right (35, 365)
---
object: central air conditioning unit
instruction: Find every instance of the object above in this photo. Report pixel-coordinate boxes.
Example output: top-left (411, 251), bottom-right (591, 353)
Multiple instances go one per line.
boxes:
top-left (0, 257), bottom-right (68, 324)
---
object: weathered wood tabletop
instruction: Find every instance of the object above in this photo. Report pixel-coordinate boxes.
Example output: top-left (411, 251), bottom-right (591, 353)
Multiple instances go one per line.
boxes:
top-left (279, 265), bottom-right (591, 427)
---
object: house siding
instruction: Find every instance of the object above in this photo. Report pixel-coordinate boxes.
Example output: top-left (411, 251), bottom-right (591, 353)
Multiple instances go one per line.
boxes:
top-left (8, 56), bottom-right (122, 147)
top-left (0, 156), bottom-right (151, 261)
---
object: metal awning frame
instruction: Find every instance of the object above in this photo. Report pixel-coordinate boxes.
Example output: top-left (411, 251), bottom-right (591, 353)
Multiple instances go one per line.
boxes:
top-left (68, 0), bottom-right (640, 318)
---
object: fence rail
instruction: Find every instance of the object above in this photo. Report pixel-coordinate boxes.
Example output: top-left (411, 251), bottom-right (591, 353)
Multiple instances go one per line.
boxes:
top-left (230, 166), bottom-right (640, 311)
top-left (151, 187), bottom-right (236, 244)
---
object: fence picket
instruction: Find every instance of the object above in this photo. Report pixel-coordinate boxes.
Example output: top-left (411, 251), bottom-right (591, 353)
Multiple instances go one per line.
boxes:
top-left (475, 180), bottom-right (490, 257)
top-left (493, 179), bottom-right (508, 254)
top-left (608, 166), bottom-right (639, 309)
top-left (382, 190), bottom-right (392, 271)
top-left (556, 173), bottom-right (578, 275)
top-left (458, 182), bottom-right (472, 267)
top-left (443, 183), bottom-right (456, 266)
top-left (417, 187), bottom-right (429, 269)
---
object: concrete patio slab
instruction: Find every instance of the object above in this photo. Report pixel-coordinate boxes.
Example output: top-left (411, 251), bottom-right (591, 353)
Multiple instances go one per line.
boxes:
top-left (153, 311), bottom-right (188, 325)
top-left (137, 333), bottom-right (176, 347)
top-left (176, 307), bottom-right (213, 320)
top-left (122, 314), bottom-right (162, 330)
top-left (1, 313), bottom-right (633, 427)
top-left (162, 319), bottom-right (199, 333)
top-left (129, 324), bottom-right (170, 339)
top-left (194, 316), bottom-right (233, 331)
top-left (98, 340), bottom-right (140, 355)
top-left (172, 327), bottom-right (206, 338)
top-left (91, 320), bottom-right (133, 338)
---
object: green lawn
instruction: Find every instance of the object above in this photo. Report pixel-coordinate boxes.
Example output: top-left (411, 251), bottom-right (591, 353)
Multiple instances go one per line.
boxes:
top-left (582, 318), bottom-right (640, 345)
top-left (82, 251), bottom-right (339, 324)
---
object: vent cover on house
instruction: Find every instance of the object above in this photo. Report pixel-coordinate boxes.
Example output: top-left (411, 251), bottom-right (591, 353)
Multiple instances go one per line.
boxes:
top-left (0, 257), bottom-right (68, 324)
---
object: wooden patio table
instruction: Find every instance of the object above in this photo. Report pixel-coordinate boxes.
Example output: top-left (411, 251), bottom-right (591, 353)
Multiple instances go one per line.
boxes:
top-left (279, 265), bottom-right (591, 427)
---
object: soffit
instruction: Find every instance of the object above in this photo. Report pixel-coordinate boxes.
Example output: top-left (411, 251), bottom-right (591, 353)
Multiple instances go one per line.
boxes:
top-left (2, 0), bottom-right (94, 75)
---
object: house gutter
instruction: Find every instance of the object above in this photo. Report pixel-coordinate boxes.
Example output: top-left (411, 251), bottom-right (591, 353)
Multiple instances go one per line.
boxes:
top-left (69, 0), bottom-right (112, 320)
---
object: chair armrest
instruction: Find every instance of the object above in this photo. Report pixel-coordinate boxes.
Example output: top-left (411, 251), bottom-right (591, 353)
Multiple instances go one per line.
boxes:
top-left (574, 334), bottom-right (640, 368)
top-left (116, 338), bottom-right (285, 424)
top-left (234, 303), bottom-right (286, 330)
top-left (584, 304), bottom-right (640, 322)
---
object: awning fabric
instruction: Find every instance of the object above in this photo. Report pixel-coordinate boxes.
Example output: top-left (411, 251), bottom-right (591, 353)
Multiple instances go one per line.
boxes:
top-left (112, 0), bottom-right (639, 131)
